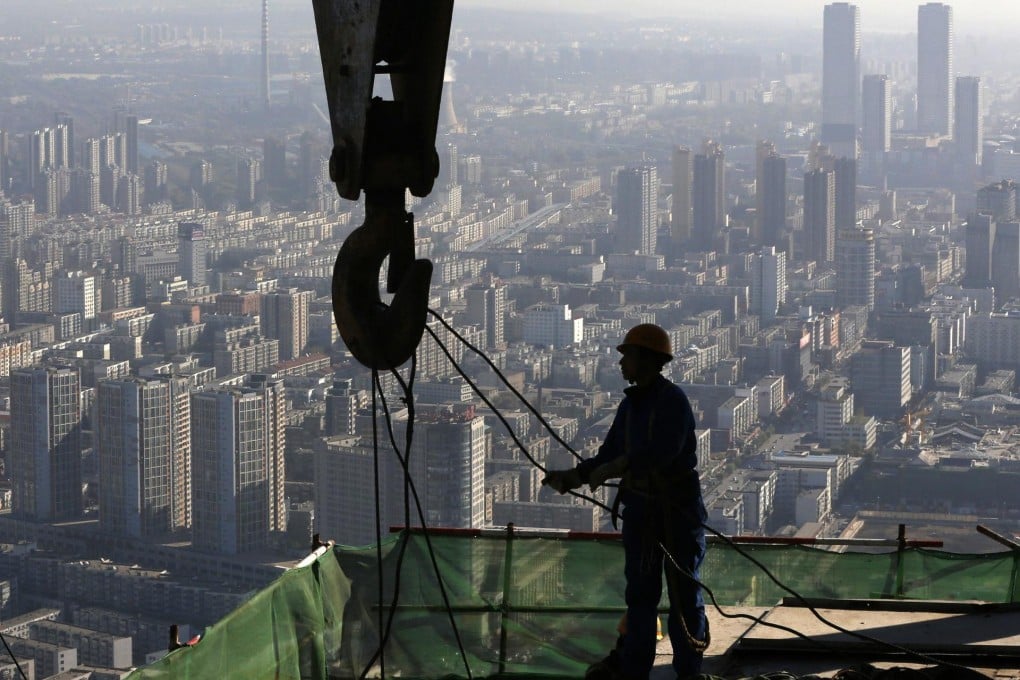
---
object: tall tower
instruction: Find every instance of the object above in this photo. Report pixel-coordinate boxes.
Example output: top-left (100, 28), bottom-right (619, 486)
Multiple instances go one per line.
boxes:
top-left (754, 140), bottom-right (776, 242)
top-left (125, 115), bottom-right (139, 174)
top-left (964, 213), bottom-right (995, 288)
top-left (237, 157), bottom-right (260, 209)
top-left (862, 75), bottom-right (892, 153)
top-left (760, 153), bottom-right (787, 249)
top-left (178, 222), bottom-right (207, 288)
top-left (671, 146), bottom-right (692, 246)
top-left (97, 377), bottom-right (191, 537)
top-left (191, 377), bottom-right (286, 555)
top-left (822, 3), bottom-right (861, 159)
top-left (261, 0), bottom-right (270, 110)
top-left (0, 129), bottom-right (9, 194)
top-left (10, 366), bottom-right (83, 521)
top-left (615, 166), bottom-right (658, 255)
top-left (833, 156), bottom-right (857, 230)
top-left (260, 288), bottom-right (312, 360)
top-left (803, 169), bottom-right (836, 264)
top-left (917, 3), bottom-right (953, 136)
top-left (836, 227), bottom-right (876, 309)
top-left (955, 76), bottom-right (982, 167)
top-left (692, 141), bottom-right (725, 250)
top-left (750, 246), bottom-right (786, 323)
top-left (54, 113), bottom-right (74, 167)
top-left (465, 282), bottom-right (507, 350)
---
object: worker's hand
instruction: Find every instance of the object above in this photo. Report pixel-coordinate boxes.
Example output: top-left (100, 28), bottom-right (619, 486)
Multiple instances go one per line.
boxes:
top-left (542, 468), bottom-right (582, 494)
top-left (588, 457), bottom-right (628, 491)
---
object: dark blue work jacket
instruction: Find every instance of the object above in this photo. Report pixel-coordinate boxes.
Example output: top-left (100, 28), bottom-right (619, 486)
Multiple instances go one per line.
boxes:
top-left (579, 374), bottom-right (706, 527)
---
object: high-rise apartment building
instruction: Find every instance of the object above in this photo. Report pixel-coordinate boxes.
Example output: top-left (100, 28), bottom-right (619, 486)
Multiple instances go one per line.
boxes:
top-left (760, 154), bottom-right (787, 249)
top-left (977, 181), bottom-right (1017, 222)
top-left (822, 3), bottom-right (861, 159)
top-left (750, 246), bottom-right (786, 323)
top-left (615, 166), bottom-right (658, 255)
top-left (803, 169), bottom-right (836, 264)
top-left (144, 160), bottom-right (168, 205)
top-left (190, 376), bottom-right (286, 555)
top-left (237, 157), bottom-right (260, 209)
top-left (314, 408), bottom-right (487, 546)
top-left (465, 282), bottom-right (507, 350)
top-left (954, 76), bottom-right (982, 167)
top-left (862, 75), bottom-right (891, 153)
top-left (10, 366), bottom-right (83, 521)
top-left (833, 157), bottom-right (857, 230)
top-left (177, 222), bottom-right (207, 288)
top-left (0, 129), bottom-right (9, 193)
top-left (260, 288), bottom-right (312, 360)
top-left (754, 140), bottom-right (777, 243)
top-left (671, 146), bottom-right (692, 246)
top-left (54, 112), bottom-right (74, 167)
top-left (125, 115), bottom-right (139, 174)
top-left (55, 271), bottom-right (99, 324)
top-left (917, 3), bottom-right (953, 137)
top-left (991, 221), bottom-right (1020, 302)
top-left (850, 341), bottom-right (911, 418)
top-left (836, 227), bottom-right (876, 309)
top-left (692, 141), bottom-right (725, 250)
top-left (97, 376), bottom-right (191, 537)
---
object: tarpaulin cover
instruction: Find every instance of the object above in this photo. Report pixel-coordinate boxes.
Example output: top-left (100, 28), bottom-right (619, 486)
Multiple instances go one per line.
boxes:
top-left (127, 531), bottom-right (1020, 679)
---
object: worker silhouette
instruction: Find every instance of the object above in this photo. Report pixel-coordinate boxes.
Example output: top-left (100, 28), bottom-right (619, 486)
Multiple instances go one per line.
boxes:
top-left (543, 324), bottom-right (709, 680)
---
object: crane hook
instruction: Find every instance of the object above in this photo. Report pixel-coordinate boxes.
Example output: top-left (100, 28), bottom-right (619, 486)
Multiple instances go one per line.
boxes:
top-left (332, 191), bottom-right (433, 370)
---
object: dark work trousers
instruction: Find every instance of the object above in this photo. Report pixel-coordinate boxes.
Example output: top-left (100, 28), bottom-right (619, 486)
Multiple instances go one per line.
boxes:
top-left (620, 501), bottom-right (707, 679)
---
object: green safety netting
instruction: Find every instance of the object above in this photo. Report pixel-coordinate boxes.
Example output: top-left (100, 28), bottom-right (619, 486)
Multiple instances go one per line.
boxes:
top-left (127, 531), bottom-right (1020, 680)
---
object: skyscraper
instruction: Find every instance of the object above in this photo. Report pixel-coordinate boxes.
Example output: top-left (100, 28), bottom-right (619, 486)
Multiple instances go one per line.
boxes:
top-left (10, 366), bottom-right (83, 521)
top-left (862, 74), bottom-right (891, 153)
top-left (977, 181), bottom-right (1017, 222)
top-left (692, 141), bottom-right (725, 250)
top-left (191, 376), bottom-right (286, 555)
top-left (833, 157), bottom-right (857, 230)
top-left (465, 282), bottom-right (507, 350)
top-left (760, 153), bottom-right (787, 249)
top-left (97, 376), bottom-right (191, 537)
top-left (917, 3), bottom-right (953, 136)
top-left (671, 146), bottom-right (692, 245)
top-left (314, 407), bottom-right (487, 545)
top-left (992, 221), bottom-right (1020, 302)
top-left (836, 227), bottom-right (876, 309)
top-left (750, 246), bottom-right (786, 323)
top-left (615, 166), bottom-right (658, 255)
top-left (964, 212), bottom-right (995, 287)
top-left (261, 0), bottom-right (271, 110)
top-left (850, 341), bottom-right (911, 418)
top-left (822, 3), bottom-right (861, 159)
top-left (0, 129), bottom-right (9, 193)
top-left (754, 140), bottom-right (777, 242)
top-left (178, 222), bottom-right (207, 288)
top-left (54, 112), bottom-right (74, 167)
top-left (955, 76), bottom-right (982, 167)
top-left (237, 157), bottom-right (260, 209)
top-left (260, 288), bottom-right (312, 360)
top-left (803, 169), bottom-right (836, 264)
top-left (55, 271), bottom-right (99, 326)
top-left (144, 160), bottom-right (168, 205)
top-left (125, 115), bottom-right (139, 174)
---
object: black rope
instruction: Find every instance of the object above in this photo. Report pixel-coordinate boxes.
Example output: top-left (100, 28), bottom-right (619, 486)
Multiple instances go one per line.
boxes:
top-left (359, 362), bottom-right (474, 680)
top-left (366, 369), bottom-right (385, 680)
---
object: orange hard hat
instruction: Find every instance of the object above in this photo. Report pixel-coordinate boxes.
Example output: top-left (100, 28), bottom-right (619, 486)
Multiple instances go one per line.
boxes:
top-left (617, 323), bottom-right (672, 360)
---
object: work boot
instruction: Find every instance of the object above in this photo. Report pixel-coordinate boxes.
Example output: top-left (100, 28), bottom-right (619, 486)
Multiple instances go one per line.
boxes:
top-left (584, 649), bottom-right (624, 680)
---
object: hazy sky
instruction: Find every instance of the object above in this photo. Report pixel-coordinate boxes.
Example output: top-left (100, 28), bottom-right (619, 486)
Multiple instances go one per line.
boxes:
top-left (464, 0), bottom-right (1020, 35)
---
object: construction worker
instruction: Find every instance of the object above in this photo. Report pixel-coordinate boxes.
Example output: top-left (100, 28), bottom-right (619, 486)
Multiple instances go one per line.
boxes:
top-left (543, 323), bottom-right (708, 680)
